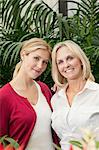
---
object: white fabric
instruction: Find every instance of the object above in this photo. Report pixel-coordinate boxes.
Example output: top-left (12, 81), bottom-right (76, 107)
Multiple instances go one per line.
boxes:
top-left (51, 80), bottom-right (99, 150)
top-left (26, 81), bottom-right (55, 150)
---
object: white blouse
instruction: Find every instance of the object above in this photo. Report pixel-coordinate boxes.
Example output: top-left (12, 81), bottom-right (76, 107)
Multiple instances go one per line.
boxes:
top-left (26, 81), bottom-right (55, 150)
top-left (51, 80), bottom-right (99, 150)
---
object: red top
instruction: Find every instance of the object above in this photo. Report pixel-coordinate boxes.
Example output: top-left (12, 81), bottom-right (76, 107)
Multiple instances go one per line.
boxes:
top-left (0, 81), bottom-right (56, 149)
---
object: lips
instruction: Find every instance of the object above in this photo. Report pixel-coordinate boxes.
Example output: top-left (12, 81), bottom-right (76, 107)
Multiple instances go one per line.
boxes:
top-left (64, 68), bottom-right (74, 73)
top-left (32, 69), bottom-right (41, 73)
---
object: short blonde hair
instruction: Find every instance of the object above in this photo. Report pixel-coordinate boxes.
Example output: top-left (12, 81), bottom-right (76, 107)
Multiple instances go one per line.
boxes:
top-left (13, 38), bottom-right (51, 78)
top-left (52, 40), bottom-right (95, 87)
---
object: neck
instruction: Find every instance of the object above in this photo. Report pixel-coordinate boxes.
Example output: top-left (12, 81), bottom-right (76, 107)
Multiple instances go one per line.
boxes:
top-left (11, 71), bottom-right (34, 90)
top-left (67, 77), bottom-right (86, 93)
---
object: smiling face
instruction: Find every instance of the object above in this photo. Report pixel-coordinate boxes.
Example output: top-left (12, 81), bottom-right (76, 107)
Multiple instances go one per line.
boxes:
top-left (56, 46), bottom-right (83, 81)
top-left (21, 49), bottom-right (50, 79)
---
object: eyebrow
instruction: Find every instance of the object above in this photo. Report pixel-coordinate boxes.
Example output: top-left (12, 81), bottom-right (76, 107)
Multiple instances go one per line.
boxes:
top-left (57, 55), bottom-right (74, 60)
top-left (36, 55), bottom-right (49, 61)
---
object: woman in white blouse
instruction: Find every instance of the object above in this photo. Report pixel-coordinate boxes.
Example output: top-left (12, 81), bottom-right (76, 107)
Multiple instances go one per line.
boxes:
top-left (51, 40), bottom-right (99, 150)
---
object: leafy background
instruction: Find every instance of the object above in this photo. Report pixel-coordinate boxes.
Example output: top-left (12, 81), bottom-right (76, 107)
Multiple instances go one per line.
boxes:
top-left (0, 0), bottom-right (99, 88)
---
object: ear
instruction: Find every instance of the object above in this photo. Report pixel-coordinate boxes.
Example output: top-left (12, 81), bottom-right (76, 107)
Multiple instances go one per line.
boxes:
top-left (20, 50), bottom-right (26, 61)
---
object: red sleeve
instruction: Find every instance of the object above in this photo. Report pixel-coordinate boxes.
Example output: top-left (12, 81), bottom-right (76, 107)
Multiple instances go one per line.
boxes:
top-left (38, 81), bottom-right (52, 96)
top-left (0, 88), bottom-right (10, 136)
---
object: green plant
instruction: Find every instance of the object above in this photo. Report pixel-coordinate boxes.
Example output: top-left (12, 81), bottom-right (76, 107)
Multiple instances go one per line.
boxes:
top-left (65, 0), bottom-right (99, 82)
top-left (0, 0), bottom-right (59, 87)
top-left (0, 135), bottom-right (20, 149)
top-left (54, 128), bottom-right (99, 150)
top-left (0, 0), bottom-right (99, 86)
top-left (69, 128), bottom-right (99, 150)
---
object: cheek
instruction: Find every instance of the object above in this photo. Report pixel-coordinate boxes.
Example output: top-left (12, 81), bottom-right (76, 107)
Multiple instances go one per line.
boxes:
top-left (57, 65), bottom-right (63, 73)
top-left (27, 56), bottom-right (36, 66)
top-left (23, 58), bottom-right (33, 69)
top-left (74, 62), bottom-right (83, 73)
top-left (77, 62), bottom-right (82, 69)
top-left (43, 64), bottom-right (48, 71)
top-left (72, 59), bottom-right (82, 67)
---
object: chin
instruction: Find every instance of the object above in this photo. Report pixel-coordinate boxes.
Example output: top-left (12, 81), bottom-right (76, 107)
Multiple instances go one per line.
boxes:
top-left (32, 75), bottom-right (38, 79)
top-left (30, 71), bottom-right (42, 79)
top-left (28, 74), bottom-right (37, 79)
top-left (67, 75), bottom-right (82, 81)
top-left (32, 74), bottom-right (41, 79)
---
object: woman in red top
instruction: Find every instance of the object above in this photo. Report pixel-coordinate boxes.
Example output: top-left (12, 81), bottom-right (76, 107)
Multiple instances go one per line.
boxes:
top-left (0, 38), bottom-right (58, 150)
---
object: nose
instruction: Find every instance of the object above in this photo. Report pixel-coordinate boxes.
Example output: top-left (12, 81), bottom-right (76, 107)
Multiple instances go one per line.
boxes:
top-left (37, 61), bottom-right (43, 69)
top-left (64, 60), bottom-right (70, 68)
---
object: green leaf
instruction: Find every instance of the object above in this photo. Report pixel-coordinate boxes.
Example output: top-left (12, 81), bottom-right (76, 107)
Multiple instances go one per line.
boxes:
top-left (0, 135), bottom-right (8, 143)
top-left (5, 137), bottom-right (19, 148)
top-left (10, 42), bottom-right (22, 65)
top-left (96, 141), bottom-right (99, 148)
top-left (69, 140), bottom-right (83, 149)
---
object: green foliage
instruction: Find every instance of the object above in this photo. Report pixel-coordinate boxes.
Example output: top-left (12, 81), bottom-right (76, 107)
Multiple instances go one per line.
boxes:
top-left (66, 0), bottom-right (99, 82)
top-left (96, 141), bottom-right (99, 149)
top-left (0, 0), bottom-right (59, 87)
top-left (0, 135), bottom-right (19, 148)
top-left (0, 0), bottom-right (99, 87)
top-left (69, 140), bottom-right (83, 149)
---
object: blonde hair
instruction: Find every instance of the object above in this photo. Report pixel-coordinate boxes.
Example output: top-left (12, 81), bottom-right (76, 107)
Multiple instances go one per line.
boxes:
top-left (13, 38), bottom-right (51, 78)
top-left (52, 40), bottom-right (95, 87)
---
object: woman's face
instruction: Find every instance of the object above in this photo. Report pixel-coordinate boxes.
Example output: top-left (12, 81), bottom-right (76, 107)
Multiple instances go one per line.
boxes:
top-left (21, 49), bottom-right (50, 79)
top-left (56, 46), bottom-right (83, 81)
